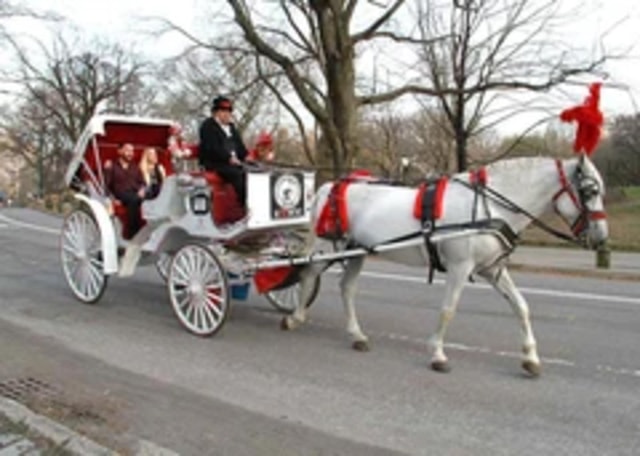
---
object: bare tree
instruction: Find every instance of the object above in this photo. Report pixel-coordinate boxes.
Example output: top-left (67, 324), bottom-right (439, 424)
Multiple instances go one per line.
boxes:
top-left (151, 45), bottom-right (282, 143)
top-left (414, 0), bottom-right (611, 171)
top-left (594, 113), bottom-right (640, 186)
top-left (225, 0), bottom-right (460, 178)
top-left (0, 32), bottom-right (151, 194)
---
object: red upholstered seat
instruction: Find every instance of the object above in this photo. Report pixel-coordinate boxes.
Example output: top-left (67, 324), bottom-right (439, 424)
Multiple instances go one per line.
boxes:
top-left (202, 172), bottom-right (246, 225)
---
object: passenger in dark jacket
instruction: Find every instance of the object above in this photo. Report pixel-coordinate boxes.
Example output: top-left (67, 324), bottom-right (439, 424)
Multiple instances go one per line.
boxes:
top-left (198, 96), bottom-right (248, 206)
top-left (104, 143), bottom-right (146, 237)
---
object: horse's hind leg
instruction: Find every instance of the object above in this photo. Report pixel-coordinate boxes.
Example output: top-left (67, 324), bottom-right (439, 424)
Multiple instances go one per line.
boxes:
top-left (340, 256), bottom-right (369, 351)
top-left (483, 267), bottom-right (541, 377)
top-left (281, 262), bottom-right (325, 331)
top-left (429, 262), bottom-right (473, 373)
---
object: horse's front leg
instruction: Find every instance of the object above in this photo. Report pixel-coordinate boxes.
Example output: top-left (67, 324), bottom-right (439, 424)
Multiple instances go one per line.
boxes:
top-left (429, 262), bottom-right (473, 373)
top-left (340, 256), bottom-right (369, 351)
top-left (484, 267), bottom-right (541, 377)
top-left (281, 262), bottom-right (324, 331)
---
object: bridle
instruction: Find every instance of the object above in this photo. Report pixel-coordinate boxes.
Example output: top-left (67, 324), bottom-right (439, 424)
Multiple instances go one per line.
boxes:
top-left (552, 159), bottom-right (607, 241)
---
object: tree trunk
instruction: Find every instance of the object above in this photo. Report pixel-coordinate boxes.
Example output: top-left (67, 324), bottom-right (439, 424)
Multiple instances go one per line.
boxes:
top-left (315, 3), bottom-right (360, 179)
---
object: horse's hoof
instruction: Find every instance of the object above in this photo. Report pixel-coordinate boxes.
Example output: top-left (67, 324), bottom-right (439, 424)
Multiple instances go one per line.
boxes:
top-left (280, 317), bottom-right (291, 331)
top-left (352, 340), bottom-right (370, 352)
top-left (522, 360), bottom-right (541, 377)
top-left (431, 360), bottom-right (451, 373)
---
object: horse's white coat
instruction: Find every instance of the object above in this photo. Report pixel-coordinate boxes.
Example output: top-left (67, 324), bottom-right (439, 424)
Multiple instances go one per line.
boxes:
top-left (285, 156), bottom-right (608, 375)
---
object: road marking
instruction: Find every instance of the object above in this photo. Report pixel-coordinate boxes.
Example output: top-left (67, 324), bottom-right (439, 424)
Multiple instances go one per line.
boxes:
top-left (355, 270), bottom-right (640, 306)
top-left (0, 213), bottom-right (59, 235)
top-left (304, 318), bottom-right (640, 380)
top-left (0, 222), bottom-right (8, 229)
top-left (4, 211), bottom-right (640, 306)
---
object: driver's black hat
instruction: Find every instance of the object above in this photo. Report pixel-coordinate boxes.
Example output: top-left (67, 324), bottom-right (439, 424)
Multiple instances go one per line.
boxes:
top-left (212, 96), bottom-right (233, 112)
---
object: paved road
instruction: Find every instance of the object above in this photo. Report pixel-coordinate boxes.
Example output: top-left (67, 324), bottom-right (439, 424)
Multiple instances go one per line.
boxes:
top-left (1, 208), bottom-right (639, 455)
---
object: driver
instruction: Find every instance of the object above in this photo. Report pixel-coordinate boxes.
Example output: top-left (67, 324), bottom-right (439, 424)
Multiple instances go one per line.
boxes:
top-left (198, 96), bottom-right (248, 207)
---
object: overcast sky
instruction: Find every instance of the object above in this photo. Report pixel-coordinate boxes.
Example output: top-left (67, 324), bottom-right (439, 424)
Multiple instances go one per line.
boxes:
top-left (16, 0), bottom-right (640, 133)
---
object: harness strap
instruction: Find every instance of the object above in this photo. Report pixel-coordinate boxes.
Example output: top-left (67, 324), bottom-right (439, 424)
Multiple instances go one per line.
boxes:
top-left (453, 175), bottom-right (581, 246)
top-left (553, 159), bottom-right (581, 208)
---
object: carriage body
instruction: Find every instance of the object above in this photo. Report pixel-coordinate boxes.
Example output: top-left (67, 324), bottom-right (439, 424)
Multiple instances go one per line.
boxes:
top-left (60, 114), bottom-right (318, 336)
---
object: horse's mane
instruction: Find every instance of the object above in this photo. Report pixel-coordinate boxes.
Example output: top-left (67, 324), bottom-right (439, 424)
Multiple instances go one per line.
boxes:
top-left (484, 156), bottom-right (554, 173)
top-left (477, 156), bottom-right (571, 193)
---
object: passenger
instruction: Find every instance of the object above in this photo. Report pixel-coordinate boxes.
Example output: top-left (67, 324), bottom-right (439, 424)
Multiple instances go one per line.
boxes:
top-left (198, 95), bottom-right (248, 207)
top-left (247, 131), bottom-right (275, 163)
top-left (104, 143), bottom-right (146, 237)
top-left (139, 147), bottom-right (166, 200)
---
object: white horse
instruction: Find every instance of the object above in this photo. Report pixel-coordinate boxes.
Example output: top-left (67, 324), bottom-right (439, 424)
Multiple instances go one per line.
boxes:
top-left (282, 155), bottom-right (608, 376)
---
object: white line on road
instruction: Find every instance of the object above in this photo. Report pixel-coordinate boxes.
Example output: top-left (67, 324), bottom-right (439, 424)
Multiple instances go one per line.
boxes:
top-left (356, 270), bottom-right (640, 306)
top-left (0, 212), bottom-right (59, 235)
top-left (0, 223), bottom-right (8, 229)
top-left (4, 210), bottom-right (640, 307)
top-left (308, 319), bottom-right (640, 380)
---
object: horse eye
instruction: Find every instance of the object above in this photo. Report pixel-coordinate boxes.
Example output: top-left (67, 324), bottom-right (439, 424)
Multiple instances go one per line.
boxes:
top-left (580, 184), bottom-right (599, 199)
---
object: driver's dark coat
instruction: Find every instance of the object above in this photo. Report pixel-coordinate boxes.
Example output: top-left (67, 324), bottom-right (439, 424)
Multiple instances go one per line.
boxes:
top-left (198, 117), bottom-right (248, 170)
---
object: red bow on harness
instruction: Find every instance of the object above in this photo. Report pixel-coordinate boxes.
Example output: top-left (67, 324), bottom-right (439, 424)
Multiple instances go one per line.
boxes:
top-left (560, 83), bottom-right (604, 156)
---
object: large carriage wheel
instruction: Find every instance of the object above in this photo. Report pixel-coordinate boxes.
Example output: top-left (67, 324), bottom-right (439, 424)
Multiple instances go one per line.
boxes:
top-left (155, 252), bottom-right (172, 282)
top-left (60, 208), bottom-right (108, 304)
top-left (167, 243), bottom-right (230, 336)
top-left (265, 275), bottom-right (321, 314)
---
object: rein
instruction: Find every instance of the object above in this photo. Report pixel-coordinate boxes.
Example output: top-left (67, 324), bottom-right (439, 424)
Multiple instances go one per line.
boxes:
top-left (450, 175), bottom-right (583, 247)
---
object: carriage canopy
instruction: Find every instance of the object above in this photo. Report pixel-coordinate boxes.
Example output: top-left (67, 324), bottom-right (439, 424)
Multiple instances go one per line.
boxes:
top-left (64, 114), bottom-right (181, 195)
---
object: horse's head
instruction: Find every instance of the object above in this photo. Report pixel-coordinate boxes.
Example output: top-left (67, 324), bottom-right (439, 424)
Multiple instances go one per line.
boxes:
top-left (553, 154), bottom-right (608, 249)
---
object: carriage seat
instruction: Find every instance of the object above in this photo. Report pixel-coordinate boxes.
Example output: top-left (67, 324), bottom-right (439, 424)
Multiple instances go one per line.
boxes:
top-left (202, 171), bottom-right (246, 225)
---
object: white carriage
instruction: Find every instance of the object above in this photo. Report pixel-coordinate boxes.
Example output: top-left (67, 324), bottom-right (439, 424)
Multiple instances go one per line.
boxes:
top-left (60, 114), bottom-right (320, 336)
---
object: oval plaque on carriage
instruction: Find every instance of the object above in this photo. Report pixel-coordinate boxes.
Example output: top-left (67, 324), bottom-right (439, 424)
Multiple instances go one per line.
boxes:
top-left (271, 172), bottom-right (304, 219)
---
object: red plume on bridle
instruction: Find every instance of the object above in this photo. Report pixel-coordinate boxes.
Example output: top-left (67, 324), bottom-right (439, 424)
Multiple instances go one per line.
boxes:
top-left (559, 82), bottom-right (604, 156)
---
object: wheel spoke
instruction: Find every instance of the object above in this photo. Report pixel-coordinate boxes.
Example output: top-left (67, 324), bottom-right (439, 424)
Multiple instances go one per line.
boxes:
top-left (194, 304), bottom-right (204, 329)
top-left (201, 302), bottom-right (217, 328)
top-left (173, 258), bottom-right (192, 284)
top-left (205, 288), bottom-right (224, 306)
top-left (63, 229), bottom-right (81, 251)
top-left (85, 264), bottom-right (99, 297)
top-left (204, 294), bottom-right (223, 320)
top-left (183, 296), bottom-right (195, 322)
top-left (87, 260), bottom-right (103, 287)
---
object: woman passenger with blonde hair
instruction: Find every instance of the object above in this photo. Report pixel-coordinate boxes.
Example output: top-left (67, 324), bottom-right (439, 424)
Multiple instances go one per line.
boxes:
top-left (139, 147), bottom-right (166, 199)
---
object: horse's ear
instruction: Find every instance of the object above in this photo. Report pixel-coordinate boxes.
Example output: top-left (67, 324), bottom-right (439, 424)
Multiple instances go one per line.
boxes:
top-left (578, 152), bottom-right (586, 167)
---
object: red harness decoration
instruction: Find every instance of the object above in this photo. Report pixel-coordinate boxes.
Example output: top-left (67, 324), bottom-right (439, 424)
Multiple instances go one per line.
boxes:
top-left (469, 167), bottom-right (488, 186)
top-left (413, 177), bottom-right (448, 221)
top-left (560, 82), bottom-right (603, 156)
top-left (315, 170), bottom-right (374, 238)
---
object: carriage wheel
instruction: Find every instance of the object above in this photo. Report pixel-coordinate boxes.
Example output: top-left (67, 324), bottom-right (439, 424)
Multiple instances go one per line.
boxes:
top-left (155, 252), bottom-right (172, 282)
top-left (60, 208), bottom-right (108, 304)
top-left (265, 275), bottom-right (321, 314)
top-left (167, 243), bottom-right (230, 336)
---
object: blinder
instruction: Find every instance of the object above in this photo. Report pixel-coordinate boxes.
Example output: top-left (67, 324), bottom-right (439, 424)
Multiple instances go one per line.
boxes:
top-left (553, 159), bottom-right (606, 244)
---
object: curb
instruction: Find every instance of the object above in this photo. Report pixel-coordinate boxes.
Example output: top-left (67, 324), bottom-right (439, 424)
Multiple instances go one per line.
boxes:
top-left (0, 397), bottom-right (114, 455)
top-left (0, 397), bottom-right (180, 456)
